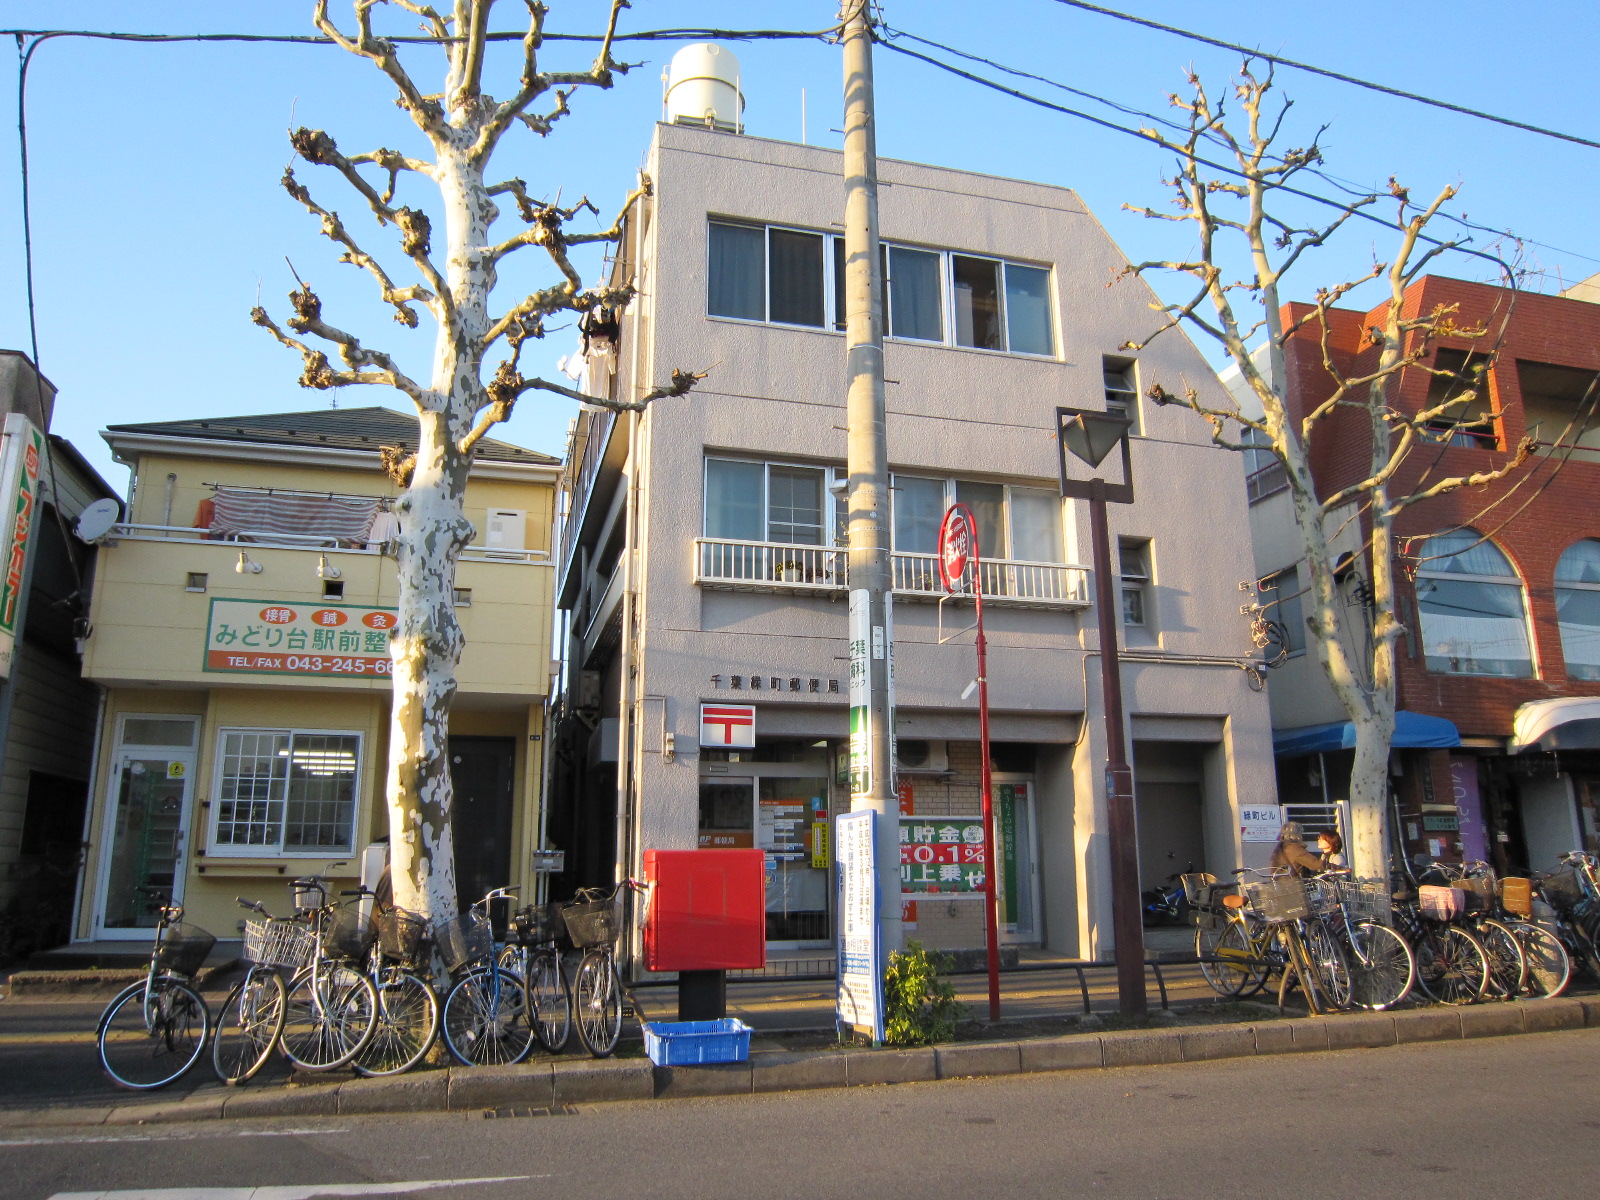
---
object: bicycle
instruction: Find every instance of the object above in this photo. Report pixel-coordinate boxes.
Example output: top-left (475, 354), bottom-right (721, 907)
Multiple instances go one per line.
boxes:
top-left (1426, 862), bottom-right (1527, 1001)
top-left (1251, 876), bottom-right (1350, 1015)
top-left (440, 886), bottom-right (535, 1067)
top-left (1491, 872), bottom-right (1572, 998)
top-left (211, 895), bottom-right (303, 1085)
top-left (1193, 869), bottom-right (1281, 999)
top-left (1536, 852), bottom-right (1600, 982)
top-left (277, 875), bottom-right (379, 1071)
top-left (1307, 873), bottom-right (1415, 1011)
top-left (319, 884), bottom-right (443, 1077)
top-left (498, 901), bottom-right (572, 1054)
top-left (96, 896), bottom-right (214, 1090)
top-left (1393, 884), bottom-right (1490, 1005)
top-left (564, 879), bottom-right (647, 1058)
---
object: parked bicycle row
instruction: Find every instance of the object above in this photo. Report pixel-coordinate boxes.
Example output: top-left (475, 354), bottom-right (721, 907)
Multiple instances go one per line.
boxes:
top-left (95, 874), bottom-right (646, 1092)
top-left (1189, 850), bottom-right (1600, 1014)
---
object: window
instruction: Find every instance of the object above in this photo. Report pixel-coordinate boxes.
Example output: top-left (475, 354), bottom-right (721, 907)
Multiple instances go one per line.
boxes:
top-left (1119, 539), bottom-right (1151, 627)
top-left (1242, 427), bottom-right (1287, 503)
top-left (1257, 567), bottom-right (1305, 654)
top-left (1422, 350), bottom-right (1497, 449)
top-left (453, 587), bottom-right (473, 607)
top-left (892, 476), bottom-right (1063, 562)
top-left (185, 572), bottom-right (207, 593)
top-left (1103, 357), bottom-right (1141, 436)
top-left (322, 580), bottom-right (344, 600)
top-left (709, 219), bottom-right (1054, 356)
top-left (704, 458), bottom-right (828, 546)
top-left (1414, 529), bottom-right (1533, 678)
top-left (1556, 540), bottom-right (1600, 680)
top-left (212, 729), bottom-right (361, 855)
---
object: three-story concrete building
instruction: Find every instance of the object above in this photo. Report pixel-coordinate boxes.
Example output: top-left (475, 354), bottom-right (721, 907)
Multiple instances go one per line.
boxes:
top-left (550, 114), bottom-right (1277, 964)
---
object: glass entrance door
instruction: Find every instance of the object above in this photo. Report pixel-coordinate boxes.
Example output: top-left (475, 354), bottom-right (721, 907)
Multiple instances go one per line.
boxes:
top-left (995, 781), bottom-right (1039, 943)
top-left (759, 776), bottom-right (831, 943)
top-left (100, 751), bottom-right (196, 932)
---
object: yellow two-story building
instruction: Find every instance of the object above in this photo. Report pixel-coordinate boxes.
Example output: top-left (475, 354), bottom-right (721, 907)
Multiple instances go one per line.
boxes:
top-left (72, 407), bottom-right (557, 946)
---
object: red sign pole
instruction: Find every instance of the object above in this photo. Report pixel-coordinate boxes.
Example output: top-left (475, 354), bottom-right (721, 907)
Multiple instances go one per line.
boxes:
top-left (939, 505), bottom-right (1001, 1021)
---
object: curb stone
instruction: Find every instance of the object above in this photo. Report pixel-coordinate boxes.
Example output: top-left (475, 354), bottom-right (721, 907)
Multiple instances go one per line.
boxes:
top-left (6, 999), bottom-right (1599, 1129)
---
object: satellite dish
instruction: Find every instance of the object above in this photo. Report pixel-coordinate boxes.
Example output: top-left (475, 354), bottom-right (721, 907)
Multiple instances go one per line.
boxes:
top-left (74, 498), bottom-right (122, 544)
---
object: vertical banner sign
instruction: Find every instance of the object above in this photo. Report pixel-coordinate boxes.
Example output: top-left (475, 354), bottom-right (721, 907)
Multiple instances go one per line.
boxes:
top-left (998, 783), bottom-right (1020, 928)
top-left (0, 415), bottom-right (44, 678)
top-left (836, 810), bottom-right (884, 1043)
top-left (1449, 755), bottom-right (1488, 863)
top-left (848, 588), bottom-right (872, 796)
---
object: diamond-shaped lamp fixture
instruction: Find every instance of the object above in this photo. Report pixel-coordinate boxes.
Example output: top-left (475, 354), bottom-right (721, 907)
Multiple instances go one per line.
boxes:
top-left (1059, 410), bottom-right (1133, 469)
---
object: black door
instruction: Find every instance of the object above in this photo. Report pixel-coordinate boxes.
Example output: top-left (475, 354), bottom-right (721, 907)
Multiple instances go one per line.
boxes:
top-left (449, 737), bottom-right (516, 918)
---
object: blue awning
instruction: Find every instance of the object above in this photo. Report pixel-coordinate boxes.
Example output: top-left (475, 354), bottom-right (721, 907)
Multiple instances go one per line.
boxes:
top-left (1273, 710), bottom-right (1461, 757)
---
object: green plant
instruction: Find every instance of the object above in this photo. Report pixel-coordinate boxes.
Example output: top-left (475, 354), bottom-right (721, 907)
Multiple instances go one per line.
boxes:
top-left (883, 940), bottom-right (965, 1045)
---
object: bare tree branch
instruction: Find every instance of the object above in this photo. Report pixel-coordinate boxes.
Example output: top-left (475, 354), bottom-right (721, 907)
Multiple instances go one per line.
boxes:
top-left (252, 288), bottom-right (425, 402)
top-left (314, 0), bottom-right (445, 137)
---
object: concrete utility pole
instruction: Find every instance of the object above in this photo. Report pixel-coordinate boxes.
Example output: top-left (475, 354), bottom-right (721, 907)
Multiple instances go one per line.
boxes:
top-left (840, 0), bottom-right (902, 955)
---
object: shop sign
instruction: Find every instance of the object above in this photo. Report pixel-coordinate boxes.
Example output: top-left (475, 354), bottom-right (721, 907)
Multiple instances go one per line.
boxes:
top-left (1448, 755), bottom-right (1487, 862)
top-left (203, 597), bottom-right (397, 677)
top-left (836, 810), bottom-right (884, 1043)
top-left (899, 817), bottom-right (987, 892)
top-left (848, 589), bottom-right (871, 795)
top-left (1422, 814), bottom-right (1460, 832)
top-left (811, 821), bottom-right (830, 869)
top-left (700, 703), bottom-right (755, 748)
top-left (1240, 804), bottom-right (1283, 843)
top-left (0, 414), bottom-right (44, 678)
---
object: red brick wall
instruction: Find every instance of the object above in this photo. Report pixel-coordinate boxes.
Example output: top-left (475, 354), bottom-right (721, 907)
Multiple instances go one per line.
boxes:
top-left (1283, 276), bottom-right (1600, 738)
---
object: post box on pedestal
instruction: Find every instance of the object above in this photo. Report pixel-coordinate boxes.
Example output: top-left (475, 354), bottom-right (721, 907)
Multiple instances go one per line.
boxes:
top-left (643, 848), bottom-right (765, 1020)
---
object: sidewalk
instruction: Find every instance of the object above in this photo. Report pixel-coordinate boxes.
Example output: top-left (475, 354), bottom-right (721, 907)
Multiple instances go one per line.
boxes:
top-left (3, 945), bottom-right (1596, 1129)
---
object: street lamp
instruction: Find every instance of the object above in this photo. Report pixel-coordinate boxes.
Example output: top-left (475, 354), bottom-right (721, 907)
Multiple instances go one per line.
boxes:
top-left (1055, 407), bottom-right (1145, 1017)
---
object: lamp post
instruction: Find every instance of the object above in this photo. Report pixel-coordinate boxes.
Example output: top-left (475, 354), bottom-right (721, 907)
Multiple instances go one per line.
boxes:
top-left (1055, 407), bottom-right (1144, 1018)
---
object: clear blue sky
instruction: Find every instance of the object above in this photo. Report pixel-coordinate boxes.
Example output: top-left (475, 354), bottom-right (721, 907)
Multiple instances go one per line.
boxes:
top-left (3, 1), bottom-right (1596, 491)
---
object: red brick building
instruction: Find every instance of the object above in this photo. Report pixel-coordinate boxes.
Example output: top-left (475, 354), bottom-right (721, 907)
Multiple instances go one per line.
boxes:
top-left (1274, 275), bottom-right (1600, 875)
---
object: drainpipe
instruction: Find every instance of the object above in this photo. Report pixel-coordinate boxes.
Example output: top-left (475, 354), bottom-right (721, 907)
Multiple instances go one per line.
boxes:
top-left (161, 473), bottom-right (176, 527)
top-left (69, 688), bottom-right (108, 941)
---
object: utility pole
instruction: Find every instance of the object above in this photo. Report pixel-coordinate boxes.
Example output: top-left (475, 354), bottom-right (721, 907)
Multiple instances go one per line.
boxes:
top-left (840, 0), bottom-right (901, 956)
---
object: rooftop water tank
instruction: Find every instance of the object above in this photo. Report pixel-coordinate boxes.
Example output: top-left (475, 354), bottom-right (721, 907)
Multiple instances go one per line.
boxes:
top-left (664, 43), bottom-right (743, 134)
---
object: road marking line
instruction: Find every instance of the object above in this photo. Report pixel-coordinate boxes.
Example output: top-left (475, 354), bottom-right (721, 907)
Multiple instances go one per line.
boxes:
top-left (49, 1178), bottom-right (537, 1200)
top-left (1, 1129), bottom-right (347, 1149)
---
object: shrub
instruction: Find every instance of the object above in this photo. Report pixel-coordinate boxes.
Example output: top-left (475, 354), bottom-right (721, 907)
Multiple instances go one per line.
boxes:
top-left (884, 939), bottom-right (965, 1045)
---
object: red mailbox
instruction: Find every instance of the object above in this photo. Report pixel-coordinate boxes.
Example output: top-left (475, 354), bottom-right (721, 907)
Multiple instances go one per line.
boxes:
top-left (643, 848), bottom-right (766, 971)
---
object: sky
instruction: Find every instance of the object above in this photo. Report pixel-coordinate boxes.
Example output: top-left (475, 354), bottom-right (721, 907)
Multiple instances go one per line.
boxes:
top-left (3, 0), bottom-right (1597, 492)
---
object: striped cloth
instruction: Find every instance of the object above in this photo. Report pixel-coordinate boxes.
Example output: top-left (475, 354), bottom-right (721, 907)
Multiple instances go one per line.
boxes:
top-left (210, 487), bottom-right (381, 545)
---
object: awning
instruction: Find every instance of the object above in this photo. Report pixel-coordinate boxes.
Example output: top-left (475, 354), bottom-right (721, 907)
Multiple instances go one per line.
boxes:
top-left (1510, 697), bottom-right (1600, 752)
top-left (1273, 710), bottom-right (1461, 757)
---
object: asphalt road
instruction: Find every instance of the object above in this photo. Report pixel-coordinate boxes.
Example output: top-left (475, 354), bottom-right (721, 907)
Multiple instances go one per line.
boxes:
top-left (4, 1026), bottom-right (1598, 1199)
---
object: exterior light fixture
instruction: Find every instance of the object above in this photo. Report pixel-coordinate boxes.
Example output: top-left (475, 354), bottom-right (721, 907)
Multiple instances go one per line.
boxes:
top-left (1059, 410), bottom-right (1134, 470)
top-left (317, 554), bottom-right (342, 580)
top-left (235, 552), bottom-right (263, 575)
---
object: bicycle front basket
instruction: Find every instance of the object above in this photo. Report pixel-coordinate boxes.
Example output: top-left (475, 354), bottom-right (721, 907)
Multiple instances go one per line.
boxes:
top-left (1243, 877), bottom-right (1309, 923)
top-left (1333, 878), bottom-right (1392, 922)
top-left (377, 907), bottom-right (430, 963)
top-left (563, 892), bottom-right (623, 948)
top-left (436, 912), bottom-right (494, 972)
top-left (1539, 869), bottom-right (1585, 911)
top-left (510, 902), bottom-right (566, 947)
top-left (1457, 875), bottom-right (1495, 913)
top-left (243, 917), bottom-right (314, 970)
top-left (327, 905), bottom-right (378, 961)
top-left (155, 922), bottom-right (216, 977)
top-left (1180, 872), bottom-right (1218, 906)
top-left (1499, 877), bottom-right (1533, 918)
top-left (1305, 879), bottom-right (1342, 917)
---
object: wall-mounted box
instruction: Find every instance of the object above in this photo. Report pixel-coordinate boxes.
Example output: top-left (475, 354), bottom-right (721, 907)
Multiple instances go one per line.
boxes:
top-left (643, 848), bottom-right (765, 971)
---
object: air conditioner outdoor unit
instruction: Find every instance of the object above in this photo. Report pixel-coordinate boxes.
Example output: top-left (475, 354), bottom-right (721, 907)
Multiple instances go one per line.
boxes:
top-left (896, 739), bottom-right (949, 773)
top-left (576, 670), bottom-right (602, 711)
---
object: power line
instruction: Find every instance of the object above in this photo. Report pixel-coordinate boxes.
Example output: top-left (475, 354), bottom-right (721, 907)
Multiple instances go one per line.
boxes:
top-left (1045, 0), bottom-right (1600, 152)
top-left (876, 30), bottom-right (1516, 276)
top-left (1, 25), bottom-right (838, 46)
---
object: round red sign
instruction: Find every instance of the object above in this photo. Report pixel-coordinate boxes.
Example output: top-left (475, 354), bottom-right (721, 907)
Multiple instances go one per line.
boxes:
top-left (938, 505), bottom-right (976, 592)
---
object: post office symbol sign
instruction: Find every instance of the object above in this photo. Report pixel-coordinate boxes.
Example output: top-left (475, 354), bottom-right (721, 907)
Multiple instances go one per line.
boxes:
top-left (700, 703), bottom-right (756, 748)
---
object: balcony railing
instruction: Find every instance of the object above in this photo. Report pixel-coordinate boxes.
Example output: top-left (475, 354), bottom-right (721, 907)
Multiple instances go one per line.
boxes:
top-left (106, 524), bottom-right (550, 566)
top-left (695, 538), bottom-right (1089, 608)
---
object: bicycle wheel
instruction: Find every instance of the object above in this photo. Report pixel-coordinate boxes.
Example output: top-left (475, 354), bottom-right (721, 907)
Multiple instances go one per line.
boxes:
top-left (1346, 921), bottom-right (1415, 1011)
top-left (573, 951), bottom-right (622, 1058)
top-left (97, 979), bottom-right (211, 1091)
top-left (1475, 918), bottom-right (1526, 1000)
top-left (212, 969), bottom-right (287, 1085)
top-left (1303, 920), bottom-right (1352, 1011)
top-left (443, 967), bottom-right (535, 1067)
top-left (529, 950), bottom-right (572, 1053)
top-left (282, 965), bottom-right (377, 1071)
top-left (1515, 922), bottom-right (1571, 998)
top-left (354, 972), bottom-right (439, 1077)
top-left (1415, 926), bottom-right (1490, 1006)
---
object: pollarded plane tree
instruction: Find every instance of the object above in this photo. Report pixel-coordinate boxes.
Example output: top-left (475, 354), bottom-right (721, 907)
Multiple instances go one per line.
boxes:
top-left (1120, 64), bottom-right (1530, 879)
top-left (253, 0), bottom-right (699, 926)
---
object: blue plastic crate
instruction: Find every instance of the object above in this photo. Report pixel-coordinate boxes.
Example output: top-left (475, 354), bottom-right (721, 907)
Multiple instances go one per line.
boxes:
top-left (643, 1018), bottom-right (753, 1066)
